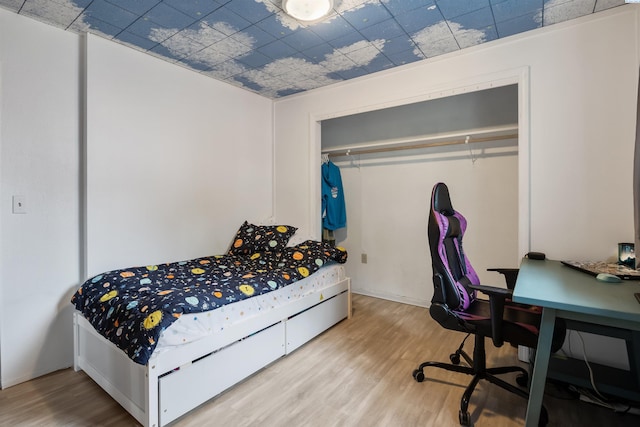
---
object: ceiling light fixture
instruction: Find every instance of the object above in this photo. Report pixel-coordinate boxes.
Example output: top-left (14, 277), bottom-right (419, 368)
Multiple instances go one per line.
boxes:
top-left (282, 0), bottom-right (334, 22)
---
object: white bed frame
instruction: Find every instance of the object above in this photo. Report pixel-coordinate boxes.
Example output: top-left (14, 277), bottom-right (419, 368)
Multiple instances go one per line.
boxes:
top-left (74, 277), bottom-right (350, 427)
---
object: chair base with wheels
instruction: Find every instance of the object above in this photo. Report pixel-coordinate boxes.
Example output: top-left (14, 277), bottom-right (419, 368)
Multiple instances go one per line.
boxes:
top-left (412, 333), bottom-right (548, 426)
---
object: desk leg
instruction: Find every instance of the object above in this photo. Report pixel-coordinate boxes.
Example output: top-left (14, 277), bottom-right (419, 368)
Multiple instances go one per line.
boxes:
top-left (525, 307), bottom-right (556, 427)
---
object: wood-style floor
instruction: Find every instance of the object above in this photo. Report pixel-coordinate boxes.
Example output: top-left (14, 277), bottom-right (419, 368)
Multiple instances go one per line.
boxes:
top-left (1, 294), bottom-right (637, 426)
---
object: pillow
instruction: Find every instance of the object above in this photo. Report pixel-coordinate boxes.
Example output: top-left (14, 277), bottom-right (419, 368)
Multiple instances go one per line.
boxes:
top-left (227, 221), bottom-right (298, 256)
top-left (281, 240), bottom-right (348, 266)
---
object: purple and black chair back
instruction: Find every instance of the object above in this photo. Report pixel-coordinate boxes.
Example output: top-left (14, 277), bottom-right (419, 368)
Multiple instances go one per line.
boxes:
top-left (428, 182), bottom-right (480, 311)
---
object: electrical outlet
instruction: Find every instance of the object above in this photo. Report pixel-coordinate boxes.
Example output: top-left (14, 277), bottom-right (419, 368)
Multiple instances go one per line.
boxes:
top-left (12, 195), bottom-right (26, 214)
top-left (361, 253), bottom-right (367, 264)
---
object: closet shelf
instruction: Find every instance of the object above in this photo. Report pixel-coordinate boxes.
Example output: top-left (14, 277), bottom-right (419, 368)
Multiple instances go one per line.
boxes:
top-left (321, 124), bottom-right (518, 158)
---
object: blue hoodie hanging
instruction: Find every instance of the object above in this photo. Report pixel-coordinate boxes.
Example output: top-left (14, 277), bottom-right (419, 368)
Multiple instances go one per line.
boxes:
top-left (322, 160), bottom-right (346, 230)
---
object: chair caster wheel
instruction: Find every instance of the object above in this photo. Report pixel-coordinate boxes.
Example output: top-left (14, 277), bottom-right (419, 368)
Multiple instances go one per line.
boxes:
top-left (459, 410), bottom-right (471, 426)
top-left (516, 373), bottom-right (528, 387)
top-left (412, 369), bottom-right (425, 382)
top-left (539, 406), bottom-right (549, 427)
top-left (450, 353), bottom-right (461, 365)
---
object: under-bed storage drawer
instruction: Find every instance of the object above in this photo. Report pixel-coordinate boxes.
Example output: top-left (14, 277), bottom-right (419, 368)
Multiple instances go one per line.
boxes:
top-left (159, 321), bottom-right (285, 425)
top-left (286, 291), bottom-right (348, 353)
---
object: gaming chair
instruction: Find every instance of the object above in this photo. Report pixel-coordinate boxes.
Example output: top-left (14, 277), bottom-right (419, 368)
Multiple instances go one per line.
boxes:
top-left (412, 182), bottom-right (565, 426)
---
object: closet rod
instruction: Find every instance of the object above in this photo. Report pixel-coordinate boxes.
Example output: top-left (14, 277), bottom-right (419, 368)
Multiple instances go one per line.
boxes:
top-left (324, 132), bottom-right (518, 158)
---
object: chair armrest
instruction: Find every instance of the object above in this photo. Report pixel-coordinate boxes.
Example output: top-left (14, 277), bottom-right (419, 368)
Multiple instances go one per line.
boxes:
top-left (469, 283), bottom-right (512, 347)
top-left (469, 283), bottom-right (512, 298)
top-left (487, 268), bottom-right (519, 290)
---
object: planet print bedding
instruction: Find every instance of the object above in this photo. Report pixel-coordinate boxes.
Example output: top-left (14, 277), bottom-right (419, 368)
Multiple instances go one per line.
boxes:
top-left (71, 240), bottom-right (347, 365)
top-left (153, 262), bottom-right (347, 354)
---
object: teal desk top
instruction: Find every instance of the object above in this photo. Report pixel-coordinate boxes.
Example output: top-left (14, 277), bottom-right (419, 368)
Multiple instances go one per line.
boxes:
top-left (515, 258), bottom-right (640, 426)
top-left (513, 258), bottom-right (640, 326)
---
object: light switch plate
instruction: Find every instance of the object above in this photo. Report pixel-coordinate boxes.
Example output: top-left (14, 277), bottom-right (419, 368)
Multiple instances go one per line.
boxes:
top-left (12, 195), bottom-right (26, 214)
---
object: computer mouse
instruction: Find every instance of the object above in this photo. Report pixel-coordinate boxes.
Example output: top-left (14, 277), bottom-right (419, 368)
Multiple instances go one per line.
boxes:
top-left (526, 251), bottom-right (546, 260)
top-left (595, 273), bottom-right (622, 283)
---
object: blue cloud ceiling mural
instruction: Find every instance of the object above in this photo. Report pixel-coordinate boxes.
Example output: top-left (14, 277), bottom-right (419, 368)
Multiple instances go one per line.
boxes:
top-left (0, 0), bottom-right (627, 98)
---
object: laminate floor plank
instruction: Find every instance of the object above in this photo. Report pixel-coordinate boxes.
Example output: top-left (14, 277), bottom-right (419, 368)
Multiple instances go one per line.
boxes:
top-left (1, 294), bottom-right (637, 426)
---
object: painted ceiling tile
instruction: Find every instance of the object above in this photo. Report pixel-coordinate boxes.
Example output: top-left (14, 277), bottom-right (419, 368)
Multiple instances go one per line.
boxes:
top-left (345, 45), bottom-right (384, 70)
top-left (103, 0), bottom-right (161, 16)
top-left (0, 0), bottom-right (22, 12)
top-left (68, 0), bottom-right (93, 7)
top-left (21, 0), bottom-right (83, 28)
top-left (75, 15), bottom-right (121, 37)
top-left (449, 6), bottom-right (495, 29)
top-left (180, 21), bottom-right (227, 45)
top-left (384, 47), bottom-right (422, 66)
top-left (311, 15), bottom-right (356, 42)
top-left (282, 28), bottom-right (327, 51)
top-left (300, 42), bottom-right (337, 62)
top-left (177, 56), bottom-right (212, 71)
top-left (335, 38), bottom-right (376, 56)
top-left (275, 62), bottom-right (309, 80)
top-left (162, 31), bottom-right (208, 57)
top-left (258, 39), bottom-right (299, 60)
top-left (595, 0), bottom-right (625, 12)
top-left (234, 74), bottom-right (264, 91)
top-left (298, 77), bottom-right (327, 91)
top-left (201, 57), bottom-right (240, 78)
top-left (278, 87), bottom-right (305, 97)
top-left (235, 24), bottom-right (276, 48)
top-left (202, 6), bottom-right (252, 35)
top-left (382, 0), bottom-right (436, 14)
top-left (320, 51), bottom-right (357, 72)
top-left (236, 50), bottom-right (272, 68)
top-left (359, 18), bottom-right (406, 41)
top-left (382, 35), bottom-right (416, 55)
top-left (341, 2), bottom-right (393, 30)
top-left (394, 5), bottom-right (445, 34)
top-left (210, 36), bottom-right (253, 59)
top-left (343, 41), bottom-right (384, 65)
top-left (335, 66), bottom-right (369, 80)
top-left (412, 21), bottom-right (460, 58)
top-left (126, 16), bottom-right (177, 41)
top-left (84, 0), bottom-right (138, 30)
top-left (495, 13), bottom-right (541, 37)
top-left (255, 13), bottom-right (296, 38)
top-left (436, 0), bottom-right (490, 20)
top-left (66, 15), bottom-right (90, 33)
top-left (225, 0), bottom-right (273, 22)
top-left (462, 24), bottom-right (498, 47)
top-left (327, 30), bottom-right (368, 51)
top-left (144, 2), bottom-right (195, 29)
top-left (491, 0), bottom-right (543, 23)
top-left (149, 43), bottom-right (182, 61)
top-left (163, 0), bottom-right (223, 19)
top-left (115, 30), bottom-right (159, 50)
top-left (543, 0), bottom-right (598, 26)
top-left (198, 37), bottom-right (237, 56)
top-left (361, 53), bottom-right (395, 73)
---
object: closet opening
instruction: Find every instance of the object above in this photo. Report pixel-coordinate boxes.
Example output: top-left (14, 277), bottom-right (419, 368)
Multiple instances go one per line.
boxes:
top-left (311, 72), bottom-right (529, 307)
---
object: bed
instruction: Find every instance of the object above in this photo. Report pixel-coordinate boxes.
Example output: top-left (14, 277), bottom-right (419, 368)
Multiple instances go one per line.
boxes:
top-left (72, 222), bottom-right (350, 427)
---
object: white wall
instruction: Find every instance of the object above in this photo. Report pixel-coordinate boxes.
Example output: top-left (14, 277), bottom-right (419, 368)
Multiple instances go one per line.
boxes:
top-left (274, 6), bottom-right (639, 306)
top-left (0, 10), bottom-right (81, 387)
top-left (85, 35), bottom-right (273, 277)
top-left (0, 10), bottom-right (274, 387)
top-left (334, 144), bottom-right (518, 305)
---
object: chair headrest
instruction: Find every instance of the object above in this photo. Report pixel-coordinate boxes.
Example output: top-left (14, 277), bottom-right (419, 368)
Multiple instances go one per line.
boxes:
top-left (432, 182), bottom-right (455, 216)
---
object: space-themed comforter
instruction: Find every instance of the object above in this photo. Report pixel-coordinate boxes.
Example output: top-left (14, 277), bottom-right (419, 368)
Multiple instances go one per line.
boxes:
top-left (71, 240), bottom-right (347, 365)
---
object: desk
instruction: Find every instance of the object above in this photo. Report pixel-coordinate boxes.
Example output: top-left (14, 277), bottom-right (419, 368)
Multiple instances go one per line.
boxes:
top-left (513, 258), bottom-right (640, 427)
